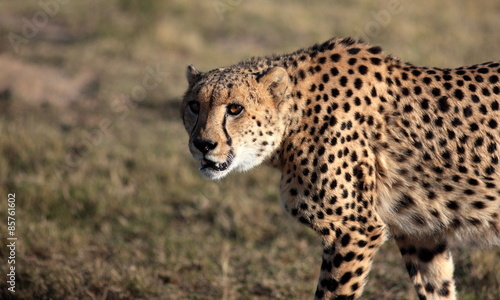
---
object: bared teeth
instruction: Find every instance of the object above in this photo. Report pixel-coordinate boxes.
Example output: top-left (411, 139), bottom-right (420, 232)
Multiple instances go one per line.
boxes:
top-left (200, 157), bottom-right (230, 171)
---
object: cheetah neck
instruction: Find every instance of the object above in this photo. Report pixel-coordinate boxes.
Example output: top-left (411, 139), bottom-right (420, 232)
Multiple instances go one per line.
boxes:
top-left (256, 38), bottom-right (398, 170)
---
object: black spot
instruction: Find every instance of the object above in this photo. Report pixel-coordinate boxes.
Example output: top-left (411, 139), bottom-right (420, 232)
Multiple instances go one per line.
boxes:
top-left (447, 130), bottom-right (456, 139)
top-left (344, 251), bottom-right (355, 262)
top-left (425, 131), bottom-right (434, 140)
top-left (343, 103), bottom-right (351, 113)
top-left (339, 272), bottom-right (352, 284)
top-left (441, 151), bottom-right (451, 160)
top-left (321, 278), bottom-right (339, 292)
top-left (330, 67), bottom-right (339, 77)
top-left (351, 282), bottom-right (359, 292)
top-left (314, 104), bottom-right (322, 113)
top-left (435, 117), bottom-right (444, 127)
top-left (370, 57), bottom-right (381, 65)
top-left (425, 283), bottom-right (435, 293)
top-left (331, 88), bottom-right (340, 97)
top-left (489, 119), bottom-right (498, 129)
top-left (464, 189), bottom-right (475, 195)
top-left (446, 201), bottom-right (459, 210)
top-left (340, 76), bottom-right (348, 87)
top-left (405, 262), bottom-right (419, 278)
top-left (315, 289), bottom-right (324, 298)
top-left (358, 65), bottom-right (368, 75)
top-left (321, 259), bottom-right (333, 272)
top-left (420, 99), bottom-right (429, 110)
top-left (367, 46), bottom-right (382, 54)
top-left (340, 234), bottom-right (351, 246)
top-left (451, 118), bottom-right (462, 127)
top-left (402, 87), bottom-right (410, 96)
top-left (454, 89), bottom-right (464, 100)
top-left (468, 218), bottom-right (481, 226)
top-left (311, 172), bottom-right (318, 183)
top-left (472, 201), bottom-right (486, 209)
top-left (331, 53), bottom-right (341, 62)
top-left (404, 105), bottom-right (413, 113)
top-left (443, 74), bottom-right (453, 81)
top-left (322, 73), bottom-right (330, 83)
top-left (479, 104), bottom-right (488, 115)
top-left (477, 67), bottom-right (489, 74)
top-left (432, 88), bottom-right (441, 97)
top-left (333, 254), bottom-right (343, 267)
top-left (348, 47), bottom-right (361, 54)
top-left (351, 152), bottom-right (358, 162)
top-left (417, 248), bottom-right (435, 262)
top-left (414, 86), bottom-right (422, 95)
top-left (345, 173), bottom-right (351, 182)
top-left (468, 178), bottom-right (479, 186)
top-left (356, 240), bottom-right (367, 248)
top-left (298, 70), bottom-right (306, 79)
top-left (438, 282), bottom-right (451, 296)
top-left (423, 152), bottom-right (432, 161)
top-left (354, 78), bottom-right (363, 90)
top-left (348, 58), bottom-right (357, 65)
top-left (463, 106), bottom-right (473, 117)
top-left (485, 166), bottom-right (495, 175)
top-left (488, 143), bottom-right (497, 153)
top-left (318, 57), bottom-right (327, 64)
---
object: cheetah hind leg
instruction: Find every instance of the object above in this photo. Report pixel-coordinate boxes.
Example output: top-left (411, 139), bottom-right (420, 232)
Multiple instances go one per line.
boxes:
top-left (395, 236), bottom-right (456, 300)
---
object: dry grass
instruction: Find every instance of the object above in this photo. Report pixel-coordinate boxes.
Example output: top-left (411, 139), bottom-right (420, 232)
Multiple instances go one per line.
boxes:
top-left (0, 0), bottom-right (499, 299)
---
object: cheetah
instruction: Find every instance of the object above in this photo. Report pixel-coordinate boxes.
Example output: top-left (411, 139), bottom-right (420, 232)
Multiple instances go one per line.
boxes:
top-left (180, 37), bottom-right (500, 300)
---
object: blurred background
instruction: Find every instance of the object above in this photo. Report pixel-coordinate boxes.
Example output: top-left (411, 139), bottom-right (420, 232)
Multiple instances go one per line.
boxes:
top-left (0, 0), bottom-right (499, 299)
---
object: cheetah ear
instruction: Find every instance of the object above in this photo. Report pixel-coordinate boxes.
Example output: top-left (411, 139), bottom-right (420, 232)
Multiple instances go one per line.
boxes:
top-left (186, 65), bottom-right (201, 86)
top-left (260, 67), bottom-right (290, 101)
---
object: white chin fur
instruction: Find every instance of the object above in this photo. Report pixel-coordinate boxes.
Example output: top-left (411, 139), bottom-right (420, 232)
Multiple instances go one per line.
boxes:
top-left (198, 147), bottom-right (265, 180)
top-left (233, 147), bottom-right (266, 172)
top-left (200, 167), bottom-right (231, 180)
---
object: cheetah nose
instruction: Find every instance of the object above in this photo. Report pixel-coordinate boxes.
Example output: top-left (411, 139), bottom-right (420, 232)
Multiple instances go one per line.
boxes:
top-left (193, 138), bottom-right (218, 155)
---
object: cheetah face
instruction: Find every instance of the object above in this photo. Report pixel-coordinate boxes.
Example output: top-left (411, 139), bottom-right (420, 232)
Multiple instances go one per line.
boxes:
top-left (181, 65), bottom-right (290, 179)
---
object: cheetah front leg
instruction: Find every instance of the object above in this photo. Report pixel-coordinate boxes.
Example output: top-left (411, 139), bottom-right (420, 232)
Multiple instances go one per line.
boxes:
top-left (395, 236), bottom-right (456, 300)
top-left (314, 222), bottom-right (386, 300)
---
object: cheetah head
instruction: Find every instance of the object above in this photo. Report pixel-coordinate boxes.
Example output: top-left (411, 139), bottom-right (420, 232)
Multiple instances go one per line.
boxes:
top-left (181, 65), bottom-right (291, 179)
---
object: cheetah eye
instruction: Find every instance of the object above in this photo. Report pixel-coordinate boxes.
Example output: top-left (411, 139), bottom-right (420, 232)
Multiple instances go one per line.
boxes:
top-left (227, 103), bottom-right (244, 116)
top-left (188, 101), bottom-right (200, 114)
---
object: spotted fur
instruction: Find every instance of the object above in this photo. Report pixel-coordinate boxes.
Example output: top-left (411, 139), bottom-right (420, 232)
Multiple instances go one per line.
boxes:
top-left (181, 37), bottom-right (500, 300)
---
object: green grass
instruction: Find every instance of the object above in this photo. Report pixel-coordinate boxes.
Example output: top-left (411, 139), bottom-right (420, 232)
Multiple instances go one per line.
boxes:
top-left (0, 1), bottom-right (500, 299)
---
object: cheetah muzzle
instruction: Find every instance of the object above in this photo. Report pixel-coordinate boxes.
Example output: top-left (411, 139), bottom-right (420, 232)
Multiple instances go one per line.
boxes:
top-left (200, 150), bottom-right (234, 172)
top-left (181, 37), bottom-right (500, 299)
